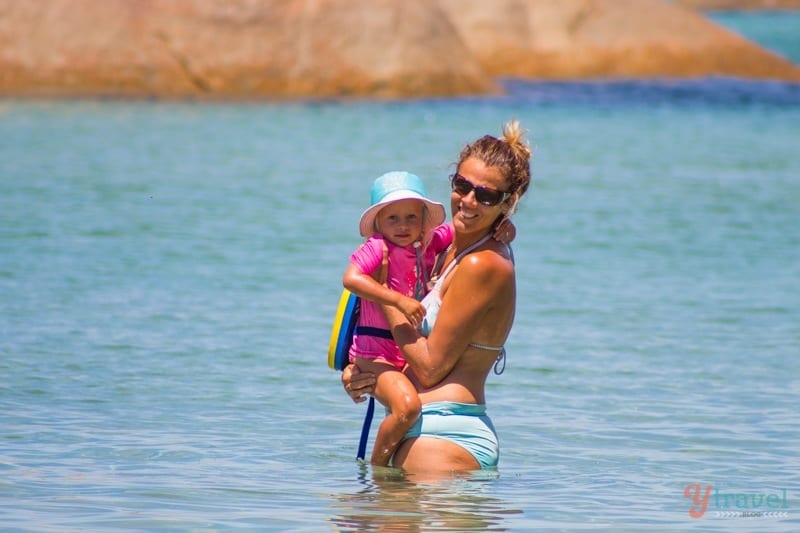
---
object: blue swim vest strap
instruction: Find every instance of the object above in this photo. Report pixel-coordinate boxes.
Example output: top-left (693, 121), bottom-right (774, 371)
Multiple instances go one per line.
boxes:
top-left (356, 396), bottom-right (375, 461)
top-left (413, 240), bottom-right (427, 300)
top-left (354, 326), bottom-right (393, 339)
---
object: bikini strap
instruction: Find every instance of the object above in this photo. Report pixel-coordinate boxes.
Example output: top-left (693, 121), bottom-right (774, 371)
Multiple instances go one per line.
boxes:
top-left (455, 233), bottom-right (493, 262)
top-left (438, 234), bottom-right (493, 281)
top-left (429, 245), bottom-right (449, 280)
top-left (494, 349), bottom-right (506, 375)
top-left (468, 344), bottom-right (506, 375)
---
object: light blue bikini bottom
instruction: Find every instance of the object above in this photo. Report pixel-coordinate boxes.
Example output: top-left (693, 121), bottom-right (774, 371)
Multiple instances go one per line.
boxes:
top-left (401, 401), bottom-right (499, 469)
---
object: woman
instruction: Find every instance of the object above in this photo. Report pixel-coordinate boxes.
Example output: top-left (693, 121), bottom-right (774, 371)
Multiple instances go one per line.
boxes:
top-left (343, 120), bottom-right (532, 473)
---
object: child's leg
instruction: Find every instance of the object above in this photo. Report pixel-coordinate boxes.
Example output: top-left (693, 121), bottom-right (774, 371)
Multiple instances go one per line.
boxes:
top-left (355, 358), bottom-right (421, 467)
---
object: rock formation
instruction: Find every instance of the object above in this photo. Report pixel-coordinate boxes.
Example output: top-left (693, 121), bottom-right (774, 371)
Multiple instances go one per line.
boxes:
top-left (677, 0), bottom-right (800, 10)
top-left (438, 0), bottom-right (800, 81)
top-left (0, 0), bottom-right (798, 100)
top-left (0, 0), bottom-right (492, 99)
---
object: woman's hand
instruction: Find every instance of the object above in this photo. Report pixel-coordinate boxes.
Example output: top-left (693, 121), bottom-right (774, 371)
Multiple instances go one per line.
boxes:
top-left (341, 363), bottom-right (376, 403)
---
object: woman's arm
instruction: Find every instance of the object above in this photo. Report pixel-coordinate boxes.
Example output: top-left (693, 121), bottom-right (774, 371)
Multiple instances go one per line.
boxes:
top-left (384, 249), bottom-right (514, 388)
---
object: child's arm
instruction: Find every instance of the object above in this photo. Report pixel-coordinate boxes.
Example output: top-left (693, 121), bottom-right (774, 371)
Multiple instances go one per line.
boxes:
top-left (343, 263), bottom-right (425, 326)
top-left (493, 216), bottom-right (516, 244)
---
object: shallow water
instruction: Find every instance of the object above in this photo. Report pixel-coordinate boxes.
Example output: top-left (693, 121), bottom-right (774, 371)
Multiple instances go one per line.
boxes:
top-left (2, 15), bottom-right (800, 532)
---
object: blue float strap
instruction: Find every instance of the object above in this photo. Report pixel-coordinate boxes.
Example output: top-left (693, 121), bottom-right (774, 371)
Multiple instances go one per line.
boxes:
top-left (413, 240), bottom-right (427, 300)
top-left (354, 326), bottom-right (393, 339)
top-left (356, 396), bottom-right (375, 461)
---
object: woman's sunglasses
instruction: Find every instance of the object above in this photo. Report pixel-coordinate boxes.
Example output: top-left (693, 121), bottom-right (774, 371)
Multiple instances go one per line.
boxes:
top-left (450, 174), bottom-right (510, 206)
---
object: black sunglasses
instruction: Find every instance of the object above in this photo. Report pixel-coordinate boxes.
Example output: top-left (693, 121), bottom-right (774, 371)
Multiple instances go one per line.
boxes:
top-left (450, 174), bottom-right (510, 206)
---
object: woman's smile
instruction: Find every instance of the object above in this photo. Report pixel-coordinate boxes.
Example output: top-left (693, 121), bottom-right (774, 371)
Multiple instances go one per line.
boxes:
top-left (451, 157), bottom-right (508, 232)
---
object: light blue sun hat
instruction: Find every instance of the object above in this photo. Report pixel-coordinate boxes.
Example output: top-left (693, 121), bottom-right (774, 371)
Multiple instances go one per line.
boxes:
top-left (358, 171), bottom-right (446, 238)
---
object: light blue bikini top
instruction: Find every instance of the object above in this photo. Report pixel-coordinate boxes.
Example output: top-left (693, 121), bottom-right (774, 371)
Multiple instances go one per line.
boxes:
top-left (418, 234), bottom-right (507, 374)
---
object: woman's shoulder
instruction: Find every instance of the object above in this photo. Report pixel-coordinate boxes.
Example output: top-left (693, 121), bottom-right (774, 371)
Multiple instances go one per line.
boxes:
top-left (459, 242), bottom-right (514, 282)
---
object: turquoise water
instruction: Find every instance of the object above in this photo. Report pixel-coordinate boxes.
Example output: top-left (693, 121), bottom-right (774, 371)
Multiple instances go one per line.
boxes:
top-left (711, 11), bottom-right (800, 63)
top-left (2, 19), bottom-right (800, 533)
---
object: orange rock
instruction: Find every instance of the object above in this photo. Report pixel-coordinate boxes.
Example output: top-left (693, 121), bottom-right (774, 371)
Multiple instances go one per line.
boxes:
top-left (0, 0), bottom-right (494, 99)
top-left (1, 0), bottom-right (798, 99)
top-left (439, 0), bottom-right (800, 82)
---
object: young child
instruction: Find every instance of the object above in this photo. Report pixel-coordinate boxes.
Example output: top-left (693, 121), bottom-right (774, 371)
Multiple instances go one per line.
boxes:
top-left (343, 171), bottom-right (451, 466)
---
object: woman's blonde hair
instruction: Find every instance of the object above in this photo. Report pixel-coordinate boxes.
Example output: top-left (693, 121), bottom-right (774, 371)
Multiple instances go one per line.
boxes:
top-left (457, 119), bottom-right (532, 199)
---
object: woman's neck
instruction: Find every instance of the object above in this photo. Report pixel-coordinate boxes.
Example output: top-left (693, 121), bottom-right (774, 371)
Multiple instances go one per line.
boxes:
top-left (451, 230), bottom-right (492, 256)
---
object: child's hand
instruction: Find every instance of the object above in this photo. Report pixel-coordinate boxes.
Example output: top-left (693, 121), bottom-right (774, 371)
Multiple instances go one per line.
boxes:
top-left (493, 216), bottom-right (516, 244)
top-left (397, 296), bottom-right (425, 328)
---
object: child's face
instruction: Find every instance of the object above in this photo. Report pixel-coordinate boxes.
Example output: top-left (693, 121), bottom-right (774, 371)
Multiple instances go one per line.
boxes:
top-left (376, 199), bottom-right (425, 247)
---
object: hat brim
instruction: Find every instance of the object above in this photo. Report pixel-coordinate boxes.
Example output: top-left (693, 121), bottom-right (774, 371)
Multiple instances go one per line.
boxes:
top-left (359, 190), bottom-right (446, 238)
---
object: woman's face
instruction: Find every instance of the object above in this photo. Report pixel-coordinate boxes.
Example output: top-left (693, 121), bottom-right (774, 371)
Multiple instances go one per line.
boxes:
top-left (450, 157), bottom-right (511, 236)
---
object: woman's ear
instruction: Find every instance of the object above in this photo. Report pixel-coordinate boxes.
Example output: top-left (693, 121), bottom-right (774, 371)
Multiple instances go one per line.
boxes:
top-left (503, 192), bottom-right (520, 217)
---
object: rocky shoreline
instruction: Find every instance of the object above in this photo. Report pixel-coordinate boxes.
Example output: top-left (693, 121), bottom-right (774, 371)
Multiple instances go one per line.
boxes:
top-left (677, 0), bottom-right (800, 10)
top-left (1, 0), bottom-right (798, 100)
